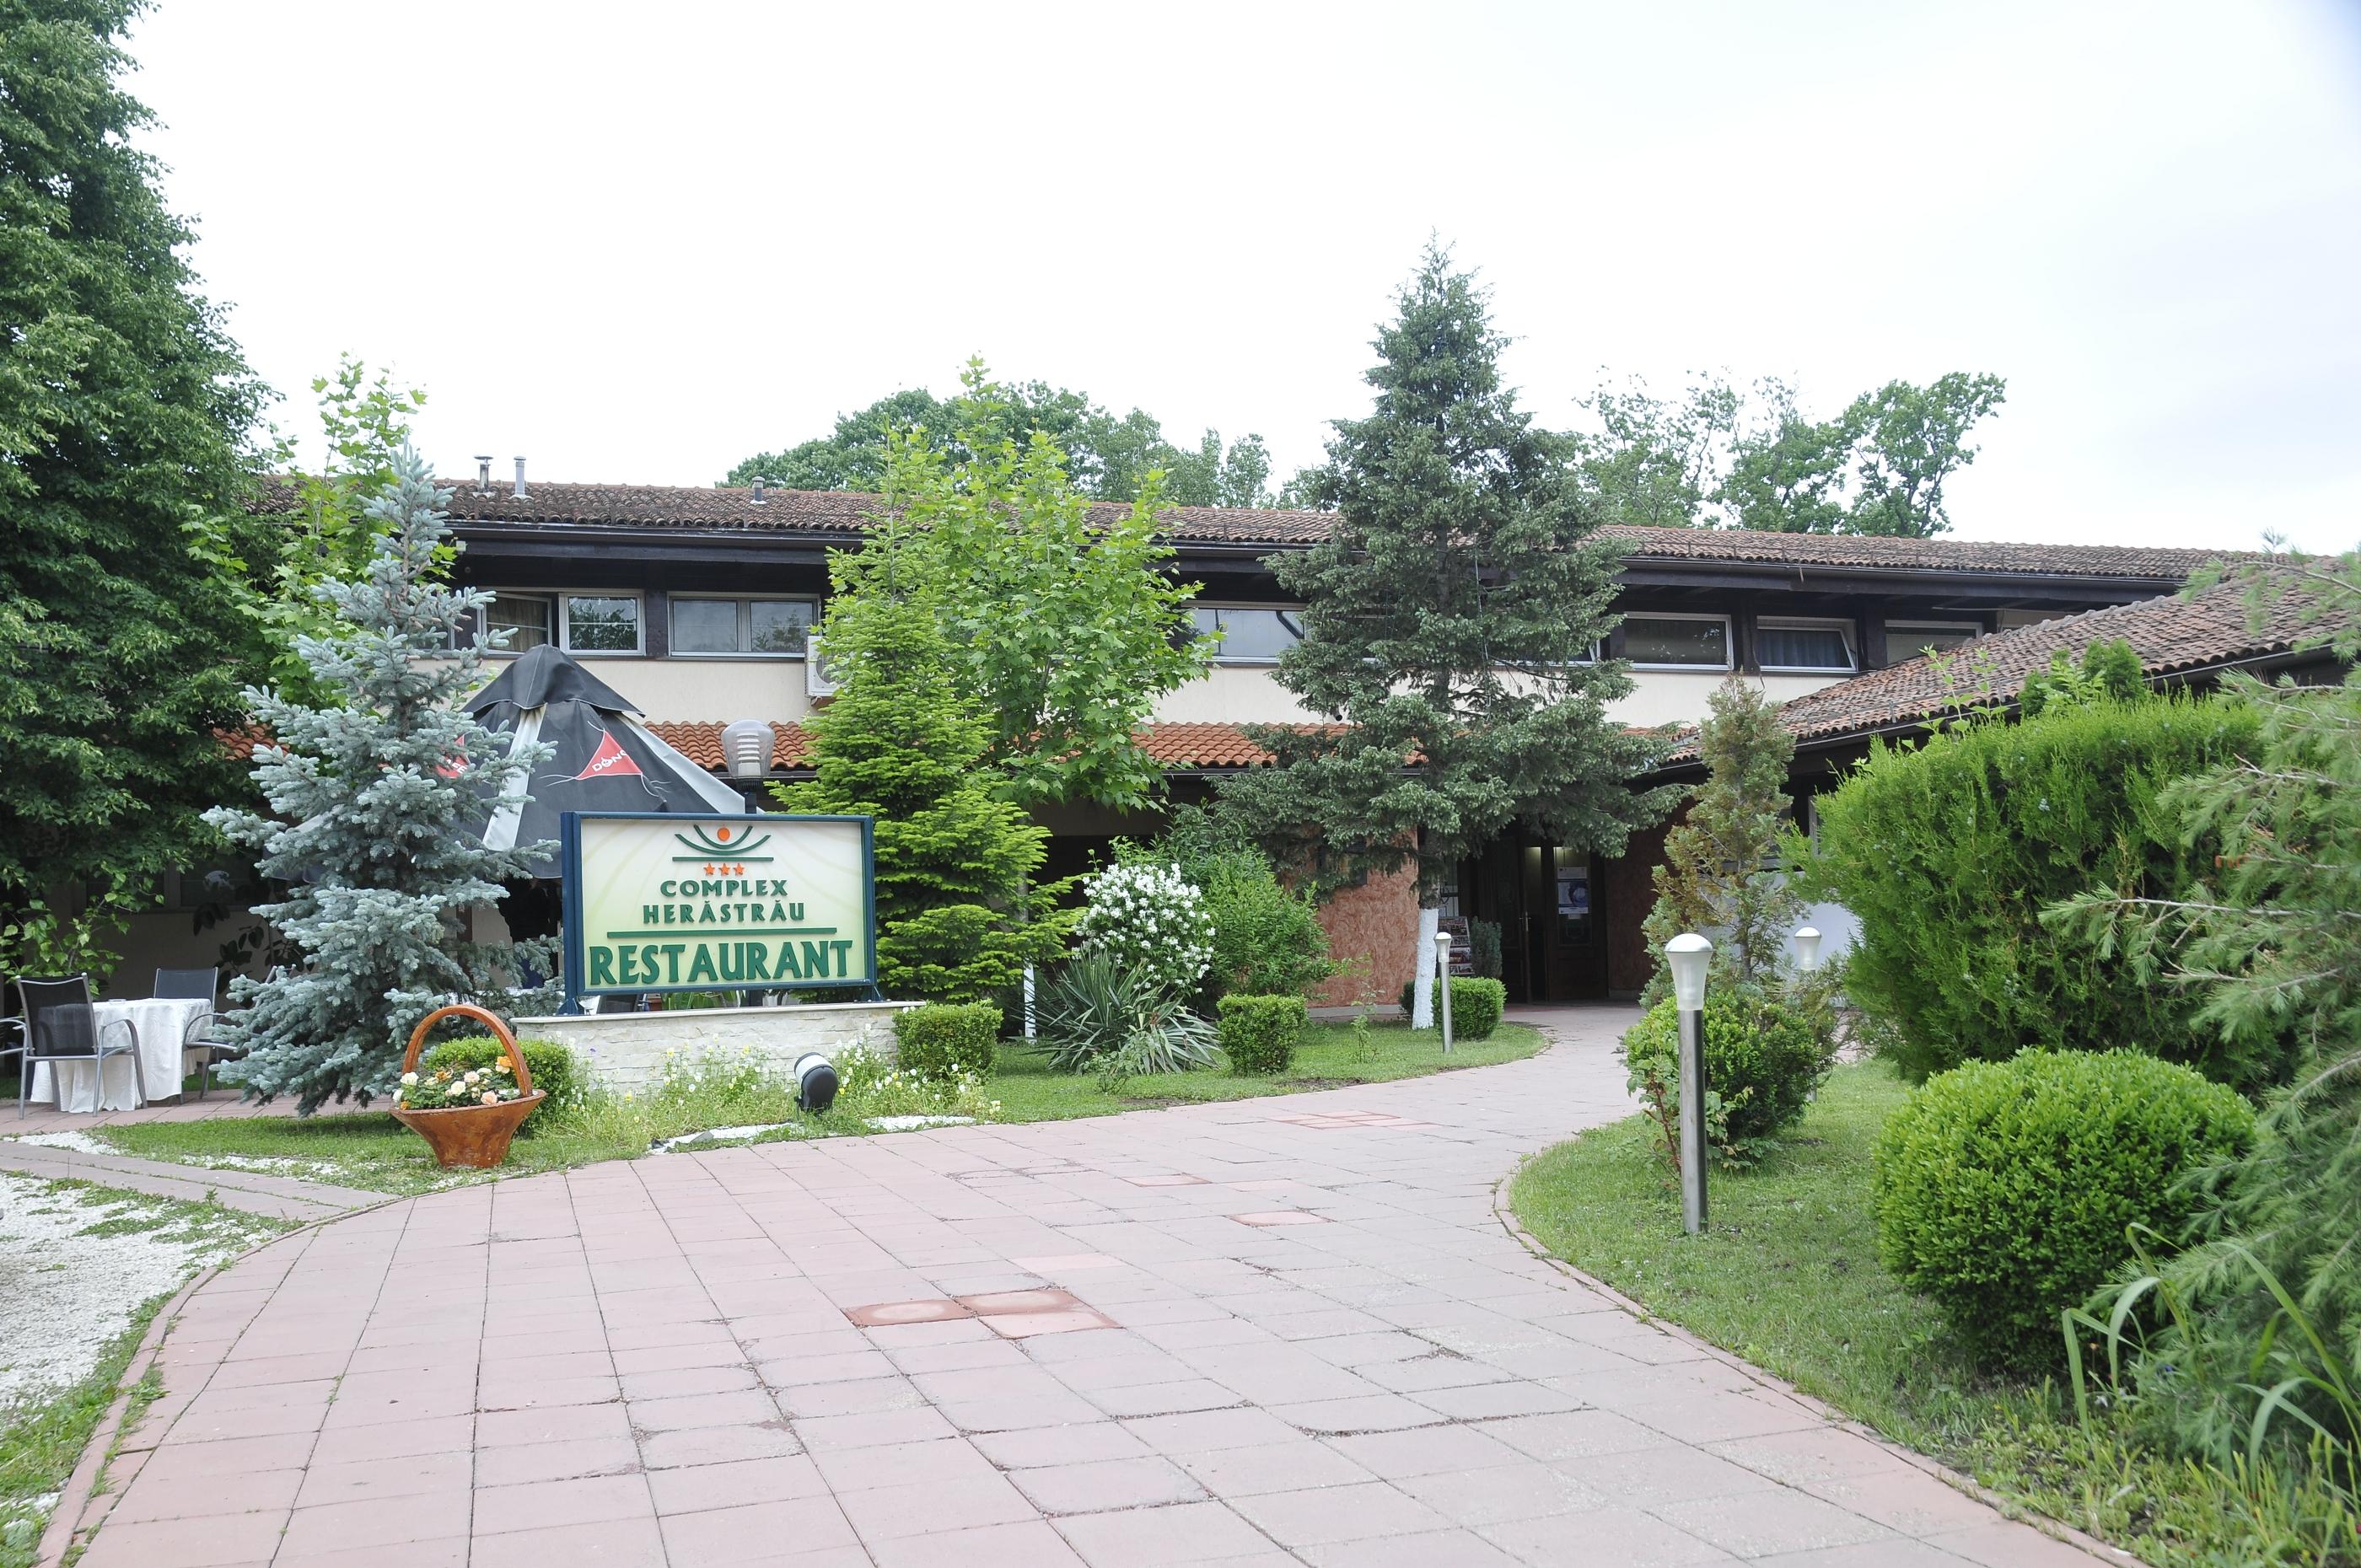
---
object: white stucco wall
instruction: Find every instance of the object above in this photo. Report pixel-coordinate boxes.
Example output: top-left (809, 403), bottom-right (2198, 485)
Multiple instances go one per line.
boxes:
top-left (1606, 671), bottom-right (1845, 729)
top-left (568, 657), bottom-right (816, 724)
top-left (514, 1000), bottom-right (918, 1088)
top-left (1149, 664), bottom-right (1321, 724)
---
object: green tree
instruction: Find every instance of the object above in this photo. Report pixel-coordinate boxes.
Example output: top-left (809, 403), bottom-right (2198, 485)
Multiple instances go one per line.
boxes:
top-left (1572, 370), bottom-right (2007, 537)
top-left (2019, 636), bottom-right (2144, 717)
top-left (2050, 555), bottom-right (2361, 1469)
top-left (0, 0), bottom-right (271, 977)
top-left (773, 591), bottom-right (1068, 1003)
top-left (856, 361), bottom-right (1214, 809)
top-left (257, 356), bottom-right (427, 704)
top-left (724, 379), bottom-right (1273, 506)
top-left (205, 453), bottom-right (555, 1113)
top-left (1217, 244), bottom-right (1675, 1026)
top-left (1639, 677), bottom-right (1803, 1002)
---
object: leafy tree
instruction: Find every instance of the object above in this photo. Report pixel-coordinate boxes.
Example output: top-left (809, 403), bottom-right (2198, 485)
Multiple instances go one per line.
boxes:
top-left (257, 356), bottom-right (428, 705)
top-left (2019, 636), bottom-right (2144, 717)
top-left (724, 379), bottom-right (1273, 507)
top-left (1639, 677), bottom-right (1803, 1003)
top-left (2051, 556), bottom-right (2361, 1468)
top-left (204, 454), bottom-right (555, 1113)
top-left (773, 591), bottom-right (1068, 1003)
top-left (852, 361), bottom-right (1213, 809)
top-left (1838, 373), bottom-right (2009, 539)
top-left (1572, 369), bottom-right (2007, 537)
top-left (1217, 244), bottom-right (1675, 1026)
top-left (0, 0), bottom-right (271, 978)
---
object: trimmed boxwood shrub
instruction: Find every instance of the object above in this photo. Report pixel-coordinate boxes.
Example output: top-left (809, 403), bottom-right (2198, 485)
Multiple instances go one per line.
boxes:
top-left (895, 1001), bottom-right (1000, 1079)
top-left (1872, 1049), bottom-right (2256, 1368)
top-left (1449, 978), bottom-right (1506, 1041)
top-left (1622, 992), bottom-right (1831, 1146)
top-left (1798, 695), bottom-right (2283, 1088)
top-left (1218, 994), bottom-right (1305, 1075)
top-left (418, 1036), bottom-right (585, 1121)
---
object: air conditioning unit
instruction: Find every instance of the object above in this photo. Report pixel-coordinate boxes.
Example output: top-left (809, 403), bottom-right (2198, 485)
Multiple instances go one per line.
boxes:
top-left (804, 634), bottom-right (841, 699)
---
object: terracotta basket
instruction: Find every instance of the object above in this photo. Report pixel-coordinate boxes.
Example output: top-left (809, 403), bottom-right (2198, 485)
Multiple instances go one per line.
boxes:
top-left (390, 1004), bottom-right (546, 1168)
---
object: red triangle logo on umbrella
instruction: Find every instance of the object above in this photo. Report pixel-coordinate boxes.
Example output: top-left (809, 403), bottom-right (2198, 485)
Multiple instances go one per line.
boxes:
top-left (573, 729), bottom-right (643, 780)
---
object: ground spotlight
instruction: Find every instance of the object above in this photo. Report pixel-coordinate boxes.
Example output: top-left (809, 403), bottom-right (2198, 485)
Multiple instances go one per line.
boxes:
top-left (794, 1052), bottom-right (840, 1113)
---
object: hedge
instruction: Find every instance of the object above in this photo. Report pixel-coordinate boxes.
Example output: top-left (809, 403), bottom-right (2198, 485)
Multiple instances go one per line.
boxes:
top-left (1621, 991), bottom-right (1830, 1147)
top-left (1449, 977), bottom-right (1505, 1040)
top-left (894, 1001), bottom-right (999, 1079)
top-left (1872, 1049), bottom-right (2255, 1368)
top-left (1217, 994), bottom-right (1305, 1075)
top-left (1799, 695), bottom-right (2283, 1088)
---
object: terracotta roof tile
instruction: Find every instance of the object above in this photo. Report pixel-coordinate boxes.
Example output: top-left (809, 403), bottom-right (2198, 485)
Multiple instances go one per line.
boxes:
top-left (642, 719), bottom-right (1288, 775)
top-left (1663, 571), bottom-right (2328, 762)
top-left (250, 476), bottom-right (2238, 579)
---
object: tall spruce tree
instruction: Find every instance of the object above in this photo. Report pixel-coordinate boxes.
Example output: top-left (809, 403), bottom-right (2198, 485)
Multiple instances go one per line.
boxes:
top-left (1638, 677), bottom-right (1803, 1002)
top-left (0, 0), bottom-right (272, 974)
top-left (205, 454), bottom-right (554, 1113)
top-left (1220, 244), bottom-right (1675, 1025)
top-left (774, 586), bottom-right (1068, 1003)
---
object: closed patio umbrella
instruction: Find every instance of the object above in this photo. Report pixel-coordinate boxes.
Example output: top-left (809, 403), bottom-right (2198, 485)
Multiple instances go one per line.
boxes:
top-left (467, 644), bottom-right (747, 876)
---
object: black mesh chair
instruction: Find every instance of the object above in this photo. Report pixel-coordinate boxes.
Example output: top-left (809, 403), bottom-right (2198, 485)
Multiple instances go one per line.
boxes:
top-left (154, 967), bottom-right (231, 1099)
top-left (11, 976), bottom-right (144, 1115)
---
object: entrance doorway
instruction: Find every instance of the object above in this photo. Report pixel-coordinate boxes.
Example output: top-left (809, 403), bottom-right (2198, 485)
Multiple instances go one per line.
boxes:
top-left (1463, 838), bottom-right (1611, 1003)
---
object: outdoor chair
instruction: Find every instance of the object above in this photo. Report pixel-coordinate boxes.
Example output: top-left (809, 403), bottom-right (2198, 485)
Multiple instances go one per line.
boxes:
top-left (11, 975), bottom-right (144, 1116)
top-left (155, 967), bottom-right (235, 1099)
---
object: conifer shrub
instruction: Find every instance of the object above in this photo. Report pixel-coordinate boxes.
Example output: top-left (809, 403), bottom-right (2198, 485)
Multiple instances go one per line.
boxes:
top-left (1449, 977), bottom-right (1506, 1040)
top-left (894, 1001), bottom-right (1001, 1080)
top-left (1622, 991), bottom-right (1831, 1148)
top-left (1872, 1050), bottom-right (2255, 1369)
top-left (1799, 694), bottom-right (2280, 1088)
top-left (417, 1037), bottom-right (586, 1121)
top-left (1217, 995), bottom-right (1305, 1075)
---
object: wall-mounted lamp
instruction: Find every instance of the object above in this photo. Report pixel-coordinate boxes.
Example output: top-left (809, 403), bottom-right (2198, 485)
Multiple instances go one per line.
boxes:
top-left (721, 718), bottom-right (776, 781)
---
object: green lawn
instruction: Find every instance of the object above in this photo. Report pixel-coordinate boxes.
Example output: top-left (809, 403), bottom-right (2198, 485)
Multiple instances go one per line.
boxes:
top-left (1509, 1061), bottom-right (2361, 1568)
top-left (91, 1018), bottom-right (1546, 1197)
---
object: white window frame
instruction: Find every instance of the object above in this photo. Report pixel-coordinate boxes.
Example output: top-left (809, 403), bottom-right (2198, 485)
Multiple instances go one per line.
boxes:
top-left (480, 588), bottom-right (645, 658)
top-left (1886, 620), bottom-right (1982, 658)
top-left (474, 590), bottom-right (556, 656)
top-left (1622, 611), bottom-right (1734, 673)
top-left (668, 593), bottom-right (820, 659)
top-left (1192, 603), bottom-right (1306, 665)
top-left (1755, 615), bottom-right (1858, 675)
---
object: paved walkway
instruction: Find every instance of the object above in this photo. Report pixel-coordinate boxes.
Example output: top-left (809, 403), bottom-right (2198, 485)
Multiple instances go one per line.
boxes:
top-left (0, 1141), bottom-right (383, 1222)
top-left (74, 1007), bottom-right (2112, 1568)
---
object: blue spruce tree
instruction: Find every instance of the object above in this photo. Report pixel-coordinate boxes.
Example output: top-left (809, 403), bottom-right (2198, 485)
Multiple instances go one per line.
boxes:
top-left (206, 450), bottom-right (555, 1112)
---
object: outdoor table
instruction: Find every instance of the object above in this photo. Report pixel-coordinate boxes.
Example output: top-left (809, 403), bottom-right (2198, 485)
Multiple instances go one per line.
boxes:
top-left (30, 996), bottom-right (211, 1112)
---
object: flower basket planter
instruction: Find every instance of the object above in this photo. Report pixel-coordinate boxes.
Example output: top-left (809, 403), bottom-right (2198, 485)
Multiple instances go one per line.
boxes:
top-left (390, 1004), bottom-right (545, 1169)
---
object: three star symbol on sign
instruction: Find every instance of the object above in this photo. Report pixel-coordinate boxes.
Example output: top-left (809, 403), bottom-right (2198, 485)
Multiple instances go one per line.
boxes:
top-left (699, 862), bottom-right (749, 876)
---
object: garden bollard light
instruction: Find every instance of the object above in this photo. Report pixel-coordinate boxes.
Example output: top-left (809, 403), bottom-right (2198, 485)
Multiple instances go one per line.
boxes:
top-left (1666, 932), bottom-right (1713, 1236)
top-left (1793, 926), bottom-right (1823, 973)
top-left (1434, 929), bottom-right (1455, 1053)
top-left (794, 1052), bottom-right (839, 1114)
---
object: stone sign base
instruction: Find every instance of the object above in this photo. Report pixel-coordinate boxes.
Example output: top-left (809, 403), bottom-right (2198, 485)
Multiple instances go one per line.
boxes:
top-left (513, 1000), bottom-right (920, 1090)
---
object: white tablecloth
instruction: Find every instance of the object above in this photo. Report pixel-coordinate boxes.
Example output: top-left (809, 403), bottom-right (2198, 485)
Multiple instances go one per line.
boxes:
top-left (30, 997), bottom-right (212, 1113)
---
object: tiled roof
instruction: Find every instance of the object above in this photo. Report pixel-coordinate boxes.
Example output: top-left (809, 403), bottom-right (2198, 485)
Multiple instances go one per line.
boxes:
top-left (1664, 572), bottom-right (2326, 762)
top-left (250, 477), bottom-right (2237, 580)
top-left (1599, 524), bottom-right (2236, 582)
top-left (644, 719), bottom-right (1290, 774)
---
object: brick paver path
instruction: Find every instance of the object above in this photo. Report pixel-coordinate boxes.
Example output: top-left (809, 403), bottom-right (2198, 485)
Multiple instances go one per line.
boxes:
top-left (79, 1007), bottom-right (2112, 1567)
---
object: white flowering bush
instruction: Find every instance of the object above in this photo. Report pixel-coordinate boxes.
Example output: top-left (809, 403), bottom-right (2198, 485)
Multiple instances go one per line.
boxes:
top-left (1076, 861), bottom-right (1213, 996)
top-left (836, 1040), bottom-right (1001, 1120)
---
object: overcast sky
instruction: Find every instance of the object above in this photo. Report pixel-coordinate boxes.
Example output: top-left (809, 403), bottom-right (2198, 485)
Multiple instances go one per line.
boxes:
top-left (127, 1), bottom-right (2359, 552)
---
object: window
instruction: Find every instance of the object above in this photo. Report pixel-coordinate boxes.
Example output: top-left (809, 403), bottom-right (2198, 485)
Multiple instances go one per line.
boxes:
top-left (1622, 613), bottom-right (1731, 670)
top-left (1191, 604), bottom-right (1304, 663)
top-left (482, 593), bottom-right (553, 653)
top-left (562, 595), bottom-right (641, 653)
top-left (1888, 620), bottom-right (1981, 657)
top-left (477, 592), bottom-right (643, 655)
top-left (1756, 617), bottom-right (1857, 674)
top-left (670, 596), bottom-right (815, 656)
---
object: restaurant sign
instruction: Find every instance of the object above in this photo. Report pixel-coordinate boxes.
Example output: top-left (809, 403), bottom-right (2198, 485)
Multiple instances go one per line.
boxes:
top-left (558, 811), bottom-right (877, 1010)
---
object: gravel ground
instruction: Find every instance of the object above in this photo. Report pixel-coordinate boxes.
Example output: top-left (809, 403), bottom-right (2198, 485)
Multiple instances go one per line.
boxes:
top-left (0, 1173), bottom-right (282, 1411)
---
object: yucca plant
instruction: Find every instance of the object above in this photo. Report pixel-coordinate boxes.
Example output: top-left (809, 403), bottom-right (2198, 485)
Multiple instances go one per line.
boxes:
top-left (1038, 954), bottom-right (1218, 1087)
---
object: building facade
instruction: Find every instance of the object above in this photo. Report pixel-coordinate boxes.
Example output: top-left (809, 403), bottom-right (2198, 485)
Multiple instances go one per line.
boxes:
top-left (386, 475), bottom-right (2235, 1006)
